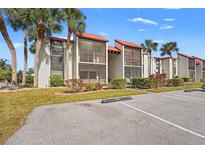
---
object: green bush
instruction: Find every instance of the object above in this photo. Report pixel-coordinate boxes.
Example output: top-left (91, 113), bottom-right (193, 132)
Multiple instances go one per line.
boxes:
top-left (18, 84), bottom-right (33, 88)
top-left (202, 83), bottom-right (205, 89)
top-left (26, 74), bottom-right (34, 84)
top-left (131, 78), bottom-right (156, 89)
top-left (49, 75), bottom-right (64, 87)
top-left (167, 78), bottom-right (184, 87)
top-left (200, 78), bottom-right (205, 82)
top-left (111, 78), bottom-right (127, 89)
top-left (182, 77), bottom-right (189, 82)
top-left (0, 69), bottom-right (11, 81)
top-left (83, 83), bottom-right (102, 91)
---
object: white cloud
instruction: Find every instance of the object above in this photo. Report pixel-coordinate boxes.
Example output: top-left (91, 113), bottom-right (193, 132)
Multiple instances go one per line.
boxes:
top-left (99, 32), bottom-right (108, 36)
top-left (163, 8), bottom-right (181, 10)
top-left (153, 40), bottom-right (165, 43)
top-left (164, 18), bottom-right (175, 22)
top-left (160, 25), bottom-right (173, 30)
top-left (13, 42), bottom-right (23, 48)
top-left (138, 29), bottom-right (146, 32)
top-left (127, 17), bottom-right (158, 26)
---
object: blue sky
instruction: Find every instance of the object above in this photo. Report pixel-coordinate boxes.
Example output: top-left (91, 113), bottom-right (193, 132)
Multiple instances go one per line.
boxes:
top-left (0, 8), bottom-right (205, 70)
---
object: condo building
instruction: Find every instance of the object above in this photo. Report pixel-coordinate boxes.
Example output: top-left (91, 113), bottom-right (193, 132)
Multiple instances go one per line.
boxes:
top-left (38, 32), bottom-right (204, 87)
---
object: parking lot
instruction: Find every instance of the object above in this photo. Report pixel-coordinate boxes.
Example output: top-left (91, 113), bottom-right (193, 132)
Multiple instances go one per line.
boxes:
top-left (6, 90), bottom-right (205, 144)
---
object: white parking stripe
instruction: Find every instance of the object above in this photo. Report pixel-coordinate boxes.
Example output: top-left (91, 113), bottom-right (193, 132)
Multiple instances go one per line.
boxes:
top-left (162, 95), bottom-right (205, 105)
top-left (119, 102), bottom-right (205, 140)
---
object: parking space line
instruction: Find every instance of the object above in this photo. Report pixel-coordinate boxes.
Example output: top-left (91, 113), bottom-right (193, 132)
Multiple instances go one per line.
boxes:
top-left (162, 95), bottom-right (205, 105)
top-left (119, 102), bottom-right (205, 140)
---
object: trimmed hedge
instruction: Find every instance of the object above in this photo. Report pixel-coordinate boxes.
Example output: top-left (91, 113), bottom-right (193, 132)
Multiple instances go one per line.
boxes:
top-left (131, 78), bottom-right (156, 89)
top-left (167, 78), bottom-right (184, 87)
top-left (49, 75), bottom-right (64, 87)
top-left (182, 77), bottom-right (189, 82)
top-left (200, 78), bottom-right (205, 82)
top-left (111, 78), bottom-right (127, 89)
top-left (202, 83), bottom-right (205, 89)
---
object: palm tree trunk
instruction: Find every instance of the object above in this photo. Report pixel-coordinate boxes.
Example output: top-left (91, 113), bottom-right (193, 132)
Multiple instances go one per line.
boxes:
top-left (64, 28), bottom-right (72, 80)
top-left (0, 12), bottom-right (17, 84)
top-left (22, 30), bottom-right (27, 85)
top-left (33, 20), bottom-right (45, 88)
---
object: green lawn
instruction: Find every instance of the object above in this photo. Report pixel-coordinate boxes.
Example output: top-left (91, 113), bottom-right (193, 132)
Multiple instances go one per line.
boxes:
top-left (0, 88), bottom-right (145, 144)
top-left (147, 82), bottom-right (203, 93)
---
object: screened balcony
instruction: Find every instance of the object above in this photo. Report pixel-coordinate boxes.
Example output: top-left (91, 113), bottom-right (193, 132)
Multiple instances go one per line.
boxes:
top-left (50, 40), bottom-right (64, 77)
top-left (124, 47), bottom-right (141, 66)
top-left (124, 67), bottom-right (141, 83)
top-left (188, 58), bottom-right (195, 70)
top-left (79, 63), bottom-right (106, 84)
top-left (79, 38), bottom-right (106, 64)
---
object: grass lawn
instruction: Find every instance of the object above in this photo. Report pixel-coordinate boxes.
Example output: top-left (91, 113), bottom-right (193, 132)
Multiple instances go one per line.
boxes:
top-left (0, 88), bottom-right (145, 144)
top-left (147, 82), bottom-right (203, 93)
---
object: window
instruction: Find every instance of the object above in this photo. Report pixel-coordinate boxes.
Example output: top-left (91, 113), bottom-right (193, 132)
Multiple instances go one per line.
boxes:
top-left (80, 71), bottom-right (97, 79)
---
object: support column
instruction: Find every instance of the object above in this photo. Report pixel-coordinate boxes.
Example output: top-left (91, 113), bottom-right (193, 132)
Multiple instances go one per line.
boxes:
top-left (105, 42), bottom-right (108, 84)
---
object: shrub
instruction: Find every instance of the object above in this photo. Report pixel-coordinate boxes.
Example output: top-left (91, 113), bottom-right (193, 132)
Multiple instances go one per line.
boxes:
top-left (49, 75), bottom-right (64, 87)
top-left (182, 77), bottom-right (189, 82)
top-left (0, 69), bottom-right (11, 81)
top-left (167, 78), bottom-right (184, 87)
top-left (202, 83), bottom-right (205, 89)
top-left (65, 79), bottom-right (83, 92)
top-left (111, 78), bottom-right (127, 89)
top-left (200, 78), bottom-right (205, 82)
top-left (149, 73), bottom-right (166, 88)
top-left (131, 78), bottom-right (156, 89)
top-left (83, 83), bottom-right (102, 91)
top-left (18, 84), bottom-right (33, 88)
top-left (26, 74), bottom-right (34, 84)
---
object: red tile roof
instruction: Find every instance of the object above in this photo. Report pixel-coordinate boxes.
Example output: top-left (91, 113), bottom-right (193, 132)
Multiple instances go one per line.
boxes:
top-left (108, 46), bottom-right (121, 53)
top-left (115, 40), bottom-right (142, 49)
top-left (178, 53), bottom-right (194, 59)
top-left (192, 56), bottom-right (204, 61)
top-left (49, 37), bottom-right (67, 42)
top-left (76, 32), bottom-right (108, 42)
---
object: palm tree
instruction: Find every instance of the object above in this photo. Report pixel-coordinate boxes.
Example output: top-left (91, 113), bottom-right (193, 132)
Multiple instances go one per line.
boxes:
top-left (0, 9), bottom-right (17, 84)
top-left (29, 8), bottom-right (62, 87)
top-left (61, 8), bottom-right (86, 80)
top-left (6, 9), bottom-right (34, 85)
top-left (141, 39), bottom-right (158, 75)
top-left (160, 42), bottom-right (179, 77)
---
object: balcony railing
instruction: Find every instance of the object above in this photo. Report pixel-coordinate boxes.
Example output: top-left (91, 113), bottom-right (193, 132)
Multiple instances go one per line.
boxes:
top-left (80, 53), bottom-right (106, 64)
top-left (124, 58), bottom-right (141, 66)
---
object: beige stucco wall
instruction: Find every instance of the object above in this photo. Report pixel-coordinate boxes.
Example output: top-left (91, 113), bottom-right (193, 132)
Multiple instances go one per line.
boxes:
top-left (162, 59), bottom-right (170, 79)
top-left (196, 63), bottom-right (202, 82)
top-left (108, 53), bottom-right (124, 80)
top-left (143, 53), bottom-right (149, 77)
top-left (178, 55), bottom-right (188, 78)
top-left (107, 42), bottom-right (124, 80)
top-left (38, 39), bottom-right (51, 88)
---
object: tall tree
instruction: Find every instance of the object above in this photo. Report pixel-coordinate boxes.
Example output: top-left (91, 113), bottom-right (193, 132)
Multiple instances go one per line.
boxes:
top-left (0, 9), bottom-right (17, 84)
top-left (28, 8), bottom-right (62, 87)
top-left (141, 39), bottom-right (158, 75)
top-left (61, 8), bottom-right (86, 80)
top-left (160, 42), bottom-right (179, 77)
top-left (6, 9), bottom-right (34, 84)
